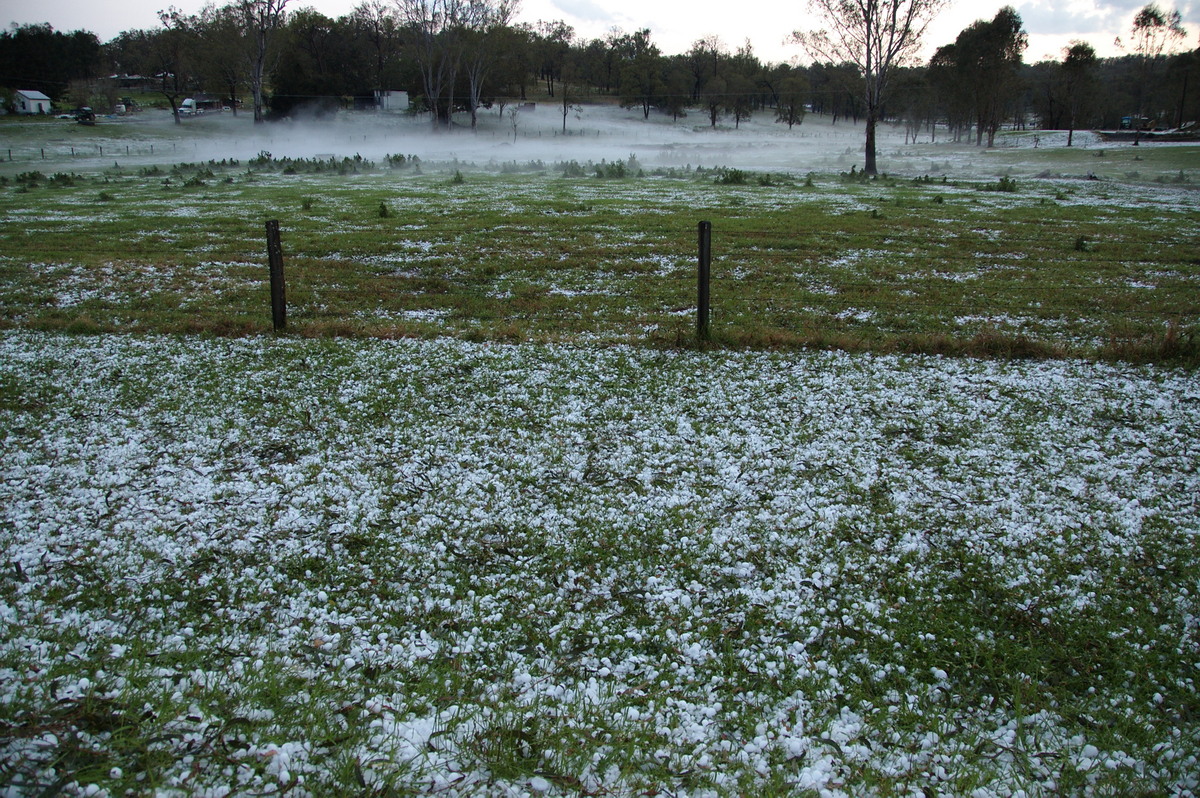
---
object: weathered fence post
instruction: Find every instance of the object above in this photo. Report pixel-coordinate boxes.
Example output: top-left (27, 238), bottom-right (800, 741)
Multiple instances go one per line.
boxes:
top-left (697, 220), bottom-right (712, 342)
top-left (265, 220), bottom-right (287, 333)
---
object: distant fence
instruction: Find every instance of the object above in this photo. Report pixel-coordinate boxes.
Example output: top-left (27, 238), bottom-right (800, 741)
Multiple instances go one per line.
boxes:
top-left (1, 202), bottom-right (1195, 357)
top-left (4, 142), bottom-right (192, 163)
top-left (252, 218), bottom-right (1197, 357)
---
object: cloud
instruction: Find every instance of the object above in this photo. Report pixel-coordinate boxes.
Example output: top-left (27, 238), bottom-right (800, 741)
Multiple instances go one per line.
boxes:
top-left (1013, 0), bottom-right (1118, 36)
top-left (550, 0), bottom-right (620, 25)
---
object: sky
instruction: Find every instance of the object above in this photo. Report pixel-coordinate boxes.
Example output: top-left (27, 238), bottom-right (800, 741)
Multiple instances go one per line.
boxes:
top-left (2, 0), bottom-right (1197, 64)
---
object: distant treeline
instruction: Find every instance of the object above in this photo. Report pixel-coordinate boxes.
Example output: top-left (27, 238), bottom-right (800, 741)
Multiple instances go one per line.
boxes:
top-left (2, 0), bottom-right (1197, 139)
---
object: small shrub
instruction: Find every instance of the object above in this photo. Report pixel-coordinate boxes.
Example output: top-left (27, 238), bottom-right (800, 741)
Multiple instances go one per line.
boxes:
top-left (981, 176), bottom-right (1018, 193)
top-left (98, 191), bottom-right (113, 202)
top-left (378, 201), bottom-right (391, 218)
top-left (839, 165), bottom-right (870, 183)
top-left (1156, 170), bottom-right (1191, 185)
top-left (932, 195), bottom-right (945, 204)
top-left (450, 169), bottom-right (465, 185)
top-left (558, 160), bottom-right (586, 178)
top-left (301, 197), bottom-right (314, 211)
top-left (715, 168), bottom-right (748, 185)
top-left (595, 160), bottom-right (626, 179)
top-left (1074, 236), bottom-right (1089, 252)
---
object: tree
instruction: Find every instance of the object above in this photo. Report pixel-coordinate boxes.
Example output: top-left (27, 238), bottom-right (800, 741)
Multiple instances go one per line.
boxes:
top-left (270, 8), bottom-right (358, 115)
top-left (397, 0), bottom-right (463, 128)
top-left (0, 23), bottom-right (101, 103)
top-left (1163, 46), bottom-right (1199, 128)
top-left (1062, 42), bottom-right (1098, 145)
top-left (558, 45), bottom-right (583, 132)
top-left (774, 68), bottom-right (810, 129)
top-left (490, 23), bottom-right (534, 100)
top-left (617, 29), bottom-right (663, 119)
top-left (808, 61), bottom-right (861, 123)
top-left (890, 66), bottom-right (932, 142)
top-left (533, 19), bottom-right (573, 98)
top-left (1120, 3), bottom-right (1186, 129)
top-left (351, 0), bottom-right (405, 90)
top-left (236, 0), bottom-right (290, 123)
top-left (148, 9), bottom-right (201, 124)
top-left (724, 40), bottom-right (761, 128)
top-left (196, 4), bottom-right (249, 114)
top-left (927, 43), bottom-right (970, 139)
top-left (461, 0), bottom-right (519, 130)
top-left (934, 7), bottom-right (1028, 147)
top-left (1026, 59), bottom-right (1064, 131)
top-left (687, 36), bottom-right (723, 102)
top-left (658, 57), bottom-right (692, 121)
top-left (793, 0), bottom-right (948, 174)
top-left (700, 74), bottom-right (727, 127)
top-left (725, 73), bottom-right (755, 127)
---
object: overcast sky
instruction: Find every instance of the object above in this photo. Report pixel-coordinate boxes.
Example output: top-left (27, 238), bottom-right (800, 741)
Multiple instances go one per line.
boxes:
top-left (3, 0), bottom-right (1197, 64)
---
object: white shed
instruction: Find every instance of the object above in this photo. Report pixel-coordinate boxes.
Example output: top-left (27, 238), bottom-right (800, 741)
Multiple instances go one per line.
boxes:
top-left (374, 90), bottom-right (409, 112)
top-left (15, 90), bottom-right (51, 115)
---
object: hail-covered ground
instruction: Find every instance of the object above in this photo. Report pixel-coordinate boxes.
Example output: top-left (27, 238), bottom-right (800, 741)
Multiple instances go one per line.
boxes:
top-left (1, 331), bottom-right (1198, 796)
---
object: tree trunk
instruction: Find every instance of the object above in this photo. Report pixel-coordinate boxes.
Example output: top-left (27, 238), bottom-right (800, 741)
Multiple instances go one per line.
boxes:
top-left (864, 112), bottom-right (878, 175)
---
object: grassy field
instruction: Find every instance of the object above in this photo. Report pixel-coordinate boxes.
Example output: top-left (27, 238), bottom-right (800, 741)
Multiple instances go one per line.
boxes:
top-left (0, 112), bottom-right (1197, 362)
top-left (1, 112), bottom-right (1199, 796)
top-left (2, 332), bottom-right (1198, 796)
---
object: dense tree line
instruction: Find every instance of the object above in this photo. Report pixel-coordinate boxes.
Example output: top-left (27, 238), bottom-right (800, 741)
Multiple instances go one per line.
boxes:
top-left (2, 1), bottom-right (1196, 144)
top-left (0, 23), bottom-right (101, 103)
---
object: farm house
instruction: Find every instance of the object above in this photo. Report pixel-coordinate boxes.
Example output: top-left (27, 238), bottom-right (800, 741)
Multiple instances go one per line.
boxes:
top-left (14, 90), bottom-right (50, 114)
top-left (374, 89), bottom-right (408, 111)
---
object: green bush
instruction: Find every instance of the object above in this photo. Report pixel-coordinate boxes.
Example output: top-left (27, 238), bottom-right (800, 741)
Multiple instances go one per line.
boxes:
top-left (715, 168), bottom-right (748, 185)
top-left (981, 176), bottom-right (1018, 193)
top-left (595, 160), bottom-right (626, 179)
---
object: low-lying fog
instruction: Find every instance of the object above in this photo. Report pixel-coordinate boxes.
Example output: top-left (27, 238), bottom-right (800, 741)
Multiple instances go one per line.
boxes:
top-left (27, 102), bottom-right (1112, 177)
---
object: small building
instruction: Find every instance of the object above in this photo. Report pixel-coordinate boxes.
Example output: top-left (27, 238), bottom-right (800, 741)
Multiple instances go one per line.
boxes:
top-left (15, 90), bottom-right (51, 115)
top-left (374, 90), bottom-right (409, 112)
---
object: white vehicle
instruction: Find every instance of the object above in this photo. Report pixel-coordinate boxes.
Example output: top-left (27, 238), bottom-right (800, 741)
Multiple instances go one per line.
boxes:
top-left (178, 98), bottom-right (202, 116)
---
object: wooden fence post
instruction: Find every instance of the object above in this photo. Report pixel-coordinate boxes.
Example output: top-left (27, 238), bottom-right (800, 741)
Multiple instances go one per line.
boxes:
top-left (265, 220), bottom-right (287, 332)
top-left (697, 220), bottom-right (712, 342)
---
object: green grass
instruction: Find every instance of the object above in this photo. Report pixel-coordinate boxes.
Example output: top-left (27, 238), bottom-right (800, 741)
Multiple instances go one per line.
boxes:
top-left (0, 143), bottom-right (1196, 363)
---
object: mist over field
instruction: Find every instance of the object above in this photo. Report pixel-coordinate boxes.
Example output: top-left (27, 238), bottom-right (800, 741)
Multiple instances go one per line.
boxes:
top-left (7, 102), bottom-right (1112, 177)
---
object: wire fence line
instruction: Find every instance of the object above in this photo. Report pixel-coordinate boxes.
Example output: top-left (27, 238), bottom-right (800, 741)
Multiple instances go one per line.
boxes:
top-left (3, 217), bottom-right (1196, 353)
